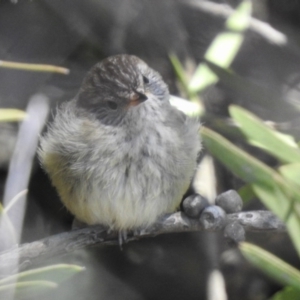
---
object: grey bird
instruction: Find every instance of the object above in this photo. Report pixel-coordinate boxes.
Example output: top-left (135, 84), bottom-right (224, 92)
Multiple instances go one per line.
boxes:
top-left (38, 54), bottom-right (201, 234)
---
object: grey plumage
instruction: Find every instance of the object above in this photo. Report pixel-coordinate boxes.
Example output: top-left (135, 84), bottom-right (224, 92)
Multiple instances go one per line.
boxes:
top-left (38, 55), bottom-right (201, 230)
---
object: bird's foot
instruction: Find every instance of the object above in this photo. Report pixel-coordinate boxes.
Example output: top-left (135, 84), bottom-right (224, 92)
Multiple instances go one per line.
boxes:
top-left (133, 228), bottom-right (147, 237)
top-left (118, 230), bottom-right (128, 249)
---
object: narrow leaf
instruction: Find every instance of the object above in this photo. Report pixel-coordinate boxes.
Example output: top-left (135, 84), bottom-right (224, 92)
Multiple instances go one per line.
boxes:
top-left (0, 264), bottom-right (85, 286)
top-left (237, 184), bottom-right (255, 204)
top-left (0, 280), bottom-right (57, 300)
top-left (189, 0), bottom-right (252, 93)
top-left (272, 286), bottom-right (300, 300)
top-left (252, 183), bottom-right (300, 256)
top-left (229, 105), bottom-right (300, 163)
top-left (0, 60), bottom-right (69, 74)
top-left (240, 242), bottom-right (300, 290)
top-left (201, 126), bottom-right (276, 185)
top-left (0, 109), bottom-right (26, 122)
top-left (279, 164), bottom-right (300, 187)
top-left (169, 54), bottom-right (189, 91)
top-left (226, 0), bottom-right (252, 31)
top-left (202, 126), bottom-right (300, 255)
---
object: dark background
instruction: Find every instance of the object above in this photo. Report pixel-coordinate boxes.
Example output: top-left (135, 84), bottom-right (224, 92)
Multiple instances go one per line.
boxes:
top-left (1, 0), bottom-right (300, 299)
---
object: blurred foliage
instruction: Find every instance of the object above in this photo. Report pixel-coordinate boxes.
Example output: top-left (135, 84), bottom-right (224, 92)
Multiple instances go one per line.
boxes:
top-left (0, 264), bottom-right (85, 299)
top-left (240, 243), bottom-right (300, 297)
top-left (189, 0), bottom-right (252, 93)
top-left (202, 107), bottom-right (300, 256)
top-left (170, 0), bottom-right (300, 298)
top-left (170, 0), bottom-right (252, 101)
top-left (272, 286), bottom-right (300, 300)
top-left (206, 107), bottom-right (300, 298)
top-left (0, 58), bottom-right (75, 300)
top-left (240, 243), bottom-right (300, 291)
top-left (0, 193), bottom-right (84, 299)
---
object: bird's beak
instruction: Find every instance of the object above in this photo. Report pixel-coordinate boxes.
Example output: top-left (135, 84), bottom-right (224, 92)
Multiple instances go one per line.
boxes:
top-left (128, 89), bottom-right (148, 107)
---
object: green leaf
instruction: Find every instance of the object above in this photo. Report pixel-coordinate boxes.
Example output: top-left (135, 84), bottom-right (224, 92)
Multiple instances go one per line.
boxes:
top-left (0, 109), bottom-right (26, 122)
top-left (252, 183), bottom-right (300, 256)
top-left (229, 105), bottom-right (300, 163)
top-left (0, 280), bottom-right (57, 299)
top-left (201, 126), bottom-right (277, 185)
top-left (189, 0), bottom-right (252, 93)
top-left (169, 54), bottom-right (189, 91)
top-left (240, 242), bottom-right (300, 290)
top-left (251, 183), bottom-right (289, 219)
top-left (188, 63), bottom-right (218, 93)
top-left (226, 0), bottom-right (252, 31)
top-left (205, 33), bottom-right (244, 67)
top-left (272, 286), bottom-right (300, 300)
top-left (0, 264), bottom-right (85, 286)
top-left (279, 164), bottom-right (300, 187)
top-left (237, 184), bottom-right (255, 204)
top-left (189, 32), bottom-right (245, 92)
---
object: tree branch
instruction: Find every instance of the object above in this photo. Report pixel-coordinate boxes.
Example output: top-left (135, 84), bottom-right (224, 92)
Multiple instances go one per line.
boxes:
top-left (0, 210), bottom-right (285, 276)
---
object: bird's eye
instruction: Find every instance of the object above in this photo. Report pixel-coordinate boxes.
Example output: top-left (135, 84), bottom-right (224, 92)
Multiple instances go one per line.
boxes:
top-left (107, 101), bottom-right (118, 110)
top-left (142, 75), bottom-right (149, 84)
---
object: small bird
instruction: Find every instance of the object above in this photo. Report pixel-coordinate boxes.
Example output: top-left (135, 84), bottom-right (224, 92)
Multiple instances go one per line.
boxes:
top-left (39, 54), bottom-right (201, 235)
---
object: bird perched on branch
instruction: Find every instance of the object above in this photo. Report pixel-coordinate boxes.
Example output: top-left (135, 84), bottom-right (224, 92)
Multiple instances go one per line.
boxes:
top-left (39, 54), bottom-right (201, 238)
